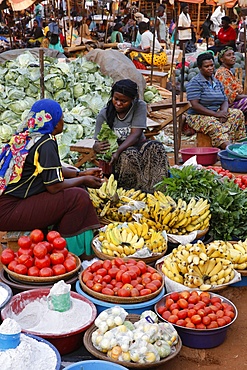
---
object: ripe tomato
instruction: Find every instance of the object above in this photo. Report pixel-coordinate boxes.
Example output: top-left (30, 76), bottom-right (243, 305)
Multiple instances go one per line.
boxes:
top-left (50, 252), bottom-right (65, 265)
top-left (52, 247), bottom-right (68, 258)
top-left (186, 322), bottom-right (195, 328)
top-left (223, 316), bottom-right (232, 324)
top-left (187, 309), bottom-right (197, 318)
top-left (92, 283), bottom-right (103, 292)
top-left (42, 241), bottom-right (53, 254)
top-left (179, 291), bottom-right (190, 300)
top-left (142, 277), bottom-right (151, 286)
top-left (168, 314), bottom-right (178, 324)
top-left (86, 280), bottom-right (94, 289)
top-left (108, 267), bottom-right (119, 279)
top-left (33, 243), bottom-right (47, 258)
top-left (145, 283), bottom-right (158, 293)
top-left (202, 316), bottom-right (211, 326)
top-left (208, 313), bottom-right (217, 321)
top-left (102, 274), bottom-right (111, 284)
top-left (196, 323), bottom-right (206, 329)
top-left (82, 270), bottom-right (94, 283)
top-left (130, 288), bottom-right (139, 297)
top-left (114, 257), bottom-right (125, 268)
top-left (34, 255), bottom-right (51, 269)
top-left (93, 274), bottom-right (103, 283)
top-left (177, 309), bottom-right (188, 320)
top-left (162, 311), bottom-right (171, 320)
top-left (116, 270), bottom-right (123, 282)
top-left (188, 295), bottom-right (199, 304)
top-left (197, 309), bottom-right (206, 317)
top-left (52, 264), bottom-right (66, 276)
top-left (151, 279), bottom-right (162, 289)
top-left (126, 259), bottom-right (137, 266)
top-left (136, 261), bottom-right (147, 274)
top-left (8, 260), bottom-right (18, 271)
top-left (121, 272), bottom-right (131, 284)
top-left (18, 254), bottom-right (34, 268)
top-left (103, 260), bottom-right (112, 270)
top-left (118, 288), bottom-right (131, 297)
top-left (18, 235), bottom-right (32, 249)
top-left (14, 263), bottom-right (28, 275)
top-left (17, 247), bottom-right (33, 257)
top-left (1, 249), bottom-right (15, 265)
top-left (176, 319), bottom-right (186, 327)
top-left (169, 292), bottom-right (179, 301)
top-left (128, 269), bottom-right (137, 280)
top-left (30, 229), bottom-right (44, 243)
top-left (135, 283), bottom-right (144, 291)
top-left (191, 314), bottom-right (202, 325)
top-left (91, 261), bottom-right (103, 273)
top-left (63, 258), bottom-right (77, 272)
top-left (46, 230), bottom-right (61, 243)
top-left (39, 267), bottom-right (53, 277)
top-left (52, 237), bottom-right (67, 250)
top-left (211, 297), bottom-right (221, 305)
top-left (119, 265), bottom-right (128, 272)
top-left (165, 298), bottom-right (174, 309)
top-left (207, 321), bottom-right (218, 329)
top-left (128, 265), bottom-right (141, 276)
top-left (97, 268), bottom-right (107, 277)
top-left (102, 287), bottom-right (114, 296)
top-left (177, 298), bottom-right (188, 309)
top-left (224, 310), bottom-right (235, 319)
top-left (157, 306), bottom-right (167, 315)
top-left (216, 310), bottom-right (224, 318)
top-left (140, 288), bottom-right (152, 296)
top-left (28, 266), bottom-right (40, 276)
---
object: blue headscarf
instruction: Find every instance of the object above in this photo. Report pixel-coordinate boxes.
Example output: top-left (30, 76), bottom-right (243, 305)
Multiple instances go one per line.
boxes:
top-left (0, 99), bottom-right (63, 195)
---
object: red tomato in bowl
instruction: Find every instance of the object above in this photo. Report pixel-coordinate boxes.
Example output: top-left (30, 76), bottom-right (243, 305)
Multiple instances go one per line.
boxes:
top-left (30, 229), bottom-right (44, 243)
top-left (63, 258), bottom-right (77, 272)
top-left (39, 267), bottom-right (54, 277)
top-left (17, 247), bottom-right (33, 257)
top-left (33, 243), bottom-right (47, 258)
top-left (28, 266), bottom-right (40, 276)
top-left (14, 264), bottom-right (28, 275)
top-left (34, 255), bottom-right (51, 269)
top-left (52, 264), bottom-right (66, 276)
top-left (50, 252), bottom-right (65, 265)
top-left (18, 236), bottom-right (32, 249)
top-left (1, 249), bottom-right (15, 265)
top-left (46, 230), bottom-right (61, 243)
top-left (52, 237), bottom-right (67, 250)
top-left (18, 254), bottom-right (34, 268)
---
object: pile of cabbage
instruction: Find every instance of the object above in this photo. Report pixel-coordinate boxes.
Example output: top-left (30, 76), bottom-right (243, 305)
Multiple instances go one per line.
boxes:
top-left (0, 52), bottom-right (113, 161)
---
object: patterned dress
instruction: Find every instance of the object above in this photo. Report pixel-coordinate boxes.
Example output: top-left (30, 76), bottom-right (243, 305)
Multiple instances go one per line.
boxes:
top-left (215, 66), bottom-right (247, 115)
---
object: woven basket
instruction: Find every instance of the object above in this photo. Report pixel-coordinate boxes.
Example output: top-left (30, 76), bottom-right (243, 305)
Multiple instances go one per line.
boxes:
top-left (92, 236), bottom-right (168, 265)
top-left (79, 270), bottom-right (164, 304)
top-left (2, 253), bottom-right (81, 284)
top-left (83, 314), bottom-right (182, 369)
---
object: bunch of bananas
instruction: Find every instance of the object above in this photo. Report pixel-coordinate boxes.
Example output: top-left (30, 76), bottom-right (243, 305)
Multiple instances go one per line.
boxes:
top-left (88, 174), bottom-right (147, 220)
top-left (138, 192), bottom-right (211, 235)
top-left (98, 221), bottom-right (167, 257)
top-left (162, 240), bottom-right (235, 291)
top-left (206, 240), bottom-right (247, 270)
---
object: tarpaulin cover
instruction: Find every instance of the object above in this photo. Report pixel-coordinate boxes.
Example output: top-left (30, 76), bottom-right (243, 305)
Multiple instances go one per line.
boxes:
top-left (8, 0), bottom-right (36, 11)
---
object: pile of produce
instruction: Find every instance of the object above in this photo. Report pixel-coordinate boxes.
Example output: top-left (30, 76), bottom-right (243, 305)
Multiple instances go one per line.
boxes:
top-left (206, 166), bottom-right (247, 190)
top-left (156, 165), bottom-right (247, 240)
top-left (88, 174), bottom-right (211, 234)
top-left (161, 240), bottom-right (237, 290)
top-left (81, 258), bottom-right (163, 298)
top-left (156, 290), bottom-right (236, 329)
top-left (1, 229), bottom-right (77, 277)
top-left (97, 221), bottom-right (167, 257)
top-left (91, 306), bottom-right (178, 363)
top-left (175, 52), bottom-right (245, 90)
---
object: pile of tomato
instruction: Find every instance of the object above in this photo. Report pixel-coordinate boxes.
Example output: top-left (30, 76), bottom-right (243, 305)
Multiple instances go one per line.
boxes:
top-left (81, 258), bottom-right (163, 298)
top-left (206, 166), bottom-right (247, 190)
top-left (156, 290), bottom-right (235, 330)
top-left (1, 229), bottom-right (77, 277)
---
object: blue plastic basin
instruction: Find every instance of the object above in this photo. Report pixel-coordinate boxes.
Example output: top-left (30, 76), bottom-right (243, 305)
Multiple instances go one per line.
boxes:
top-left (218, 150), bottom-right (247, 173)
top-left (64, 360), bottom-right (128, 370)
top-left (226, 142), bottom-right (247, 158)
top-left (76, 280), bottom-right (165, 314)
top-left (0, 332), bottom-right (20, 351)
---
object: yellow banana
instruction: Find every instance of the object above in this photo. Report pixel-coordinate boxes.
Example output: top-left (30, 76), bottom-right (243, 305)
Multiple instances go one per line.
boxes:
top-left (208, 261), bottom-right (223, 277)
top-left (132, 237), bottom-right (145, 250)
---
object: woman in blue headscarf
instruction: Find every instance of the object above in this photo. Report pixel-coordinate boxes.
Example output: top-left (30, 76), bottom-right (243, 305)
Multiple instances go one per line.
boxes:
top-left (0, 99), bottom-right (102, 257)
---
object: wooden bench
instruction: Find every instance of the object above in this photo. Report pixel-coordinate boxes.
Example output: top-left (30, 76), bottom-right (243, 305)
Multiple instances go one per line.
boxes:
top-left (137, 69), bottom-right (168, 88)
top-left (70, 118), bottom-right (162, 167)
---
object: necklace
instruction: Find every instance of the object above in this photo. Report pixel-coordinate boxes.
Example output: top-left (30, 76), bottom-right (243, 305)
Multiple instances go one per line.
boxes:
top-left (116, 104), bottom-right (133, 121)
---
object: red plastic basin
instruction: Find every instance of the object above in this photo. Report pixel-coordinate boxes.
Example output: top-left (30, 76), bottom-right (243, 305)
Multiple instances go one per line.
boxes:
top-left (1, 288), bottom-right (97, 355)
top-left (179, 147), bottom-right (220, 165)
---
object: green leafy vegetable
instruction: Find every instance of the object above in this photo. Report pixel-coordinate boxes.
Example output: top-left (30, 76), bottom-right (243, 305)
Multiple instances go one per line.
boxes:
top-left (96, 122), bottom-right (118, 161)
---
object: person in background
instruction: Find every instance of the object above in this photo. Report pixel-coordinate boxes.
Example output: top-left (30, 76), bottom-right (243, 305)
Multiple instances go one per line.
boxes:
top-left (177, 2), bottom-right (194, 50)
top-left (185, 52), bottom-right (245, 149)
top-left (110, 22), bottom-right (124, 43)
top-left (27, 18), bottom-right (44, 47)
top-left (200, 13), bottom-right (213, 49)
top-left (47, 17), bottom-right (64, 53)
top-left (0, 99), bottom-right (103, 257)
top-left (93, 79), bottom-right (169, 193)
top-left (128, 21), bottom-right (167, 68)
top-left (80, 16), bottom-right (92, 41)
top-left (156, 5), bottom-right (167, 44)
top-left (131, 12), bottom-right (149, 47)
top-left (215, 47), bottom-right (247, 120)
top-left (34, 1), bottom-right (44, 27)
top-left (210, 5), bottom-right (225, 35)
top-left (208, 16), bottom-right (237, 54)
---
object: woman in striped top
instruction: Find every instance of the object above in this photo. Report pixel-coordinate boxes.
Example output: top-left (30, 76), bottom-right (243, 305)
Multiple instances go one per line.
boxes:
top-left (185, 52), bottom-right (245, 149)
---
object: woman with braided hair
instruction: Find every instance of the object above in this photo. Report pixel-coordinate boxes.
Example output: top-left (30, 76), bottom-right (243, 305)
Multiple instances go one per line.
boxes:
top-left (93, 79), bottom-right (169, 193)
top-left (215, 47), bottom-right (247, 120)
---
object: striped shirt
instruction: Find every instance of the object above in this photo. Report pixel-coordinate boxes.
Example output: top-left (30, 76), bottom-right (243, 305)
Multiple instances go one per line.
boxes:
top-left (186, 72), bottom-right (227, 115)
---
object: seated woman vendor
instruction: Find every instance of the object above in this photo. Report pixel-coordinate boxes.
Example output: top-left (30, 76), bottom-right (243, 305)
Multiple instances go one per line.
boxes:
top-left (127, 21), bottom-right (167, 68)
top-left (215, 47), bottom-right (247, 120)
top-left (185, 52), bottom-right (246, 149)
top-left (93, 79), bottom-right (169, 193)
top-left (0, 99), bottom-right (103, 257)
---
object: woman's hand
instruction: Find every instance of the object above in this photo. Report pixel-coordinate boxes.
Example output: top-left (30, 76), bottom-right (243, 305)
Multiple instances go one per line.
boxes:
top-left (215, 110), bottom-right (229, 123)
top-left (109, 151), bottom-right (119, 166)
top-left (93, 140), bottom-right (110, 153)
top-left (82, 167), bottom-right (103, 178)
top-left (83, 175), bottom-right (104, 188)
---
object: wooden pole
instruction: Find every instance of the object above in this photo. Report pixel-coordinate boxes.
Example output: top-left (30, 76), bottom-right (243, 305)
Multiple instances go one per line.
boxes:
top-left (67, 0), bottom-right (71, 31)
top-left (244, 23), bottom-right (247, 94)
top-left (178, 43), bottom-right (185, 150)
top-left (170, 6), bottom-right (177, 79)
top-left (172, 70), bottom-right (179, 165)
top-left (197, 3), bottom-right (201, 36)
top-left (150, 13), bottom-right (158, 86)
top-left (39, 48), bottom-right (45, 99)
